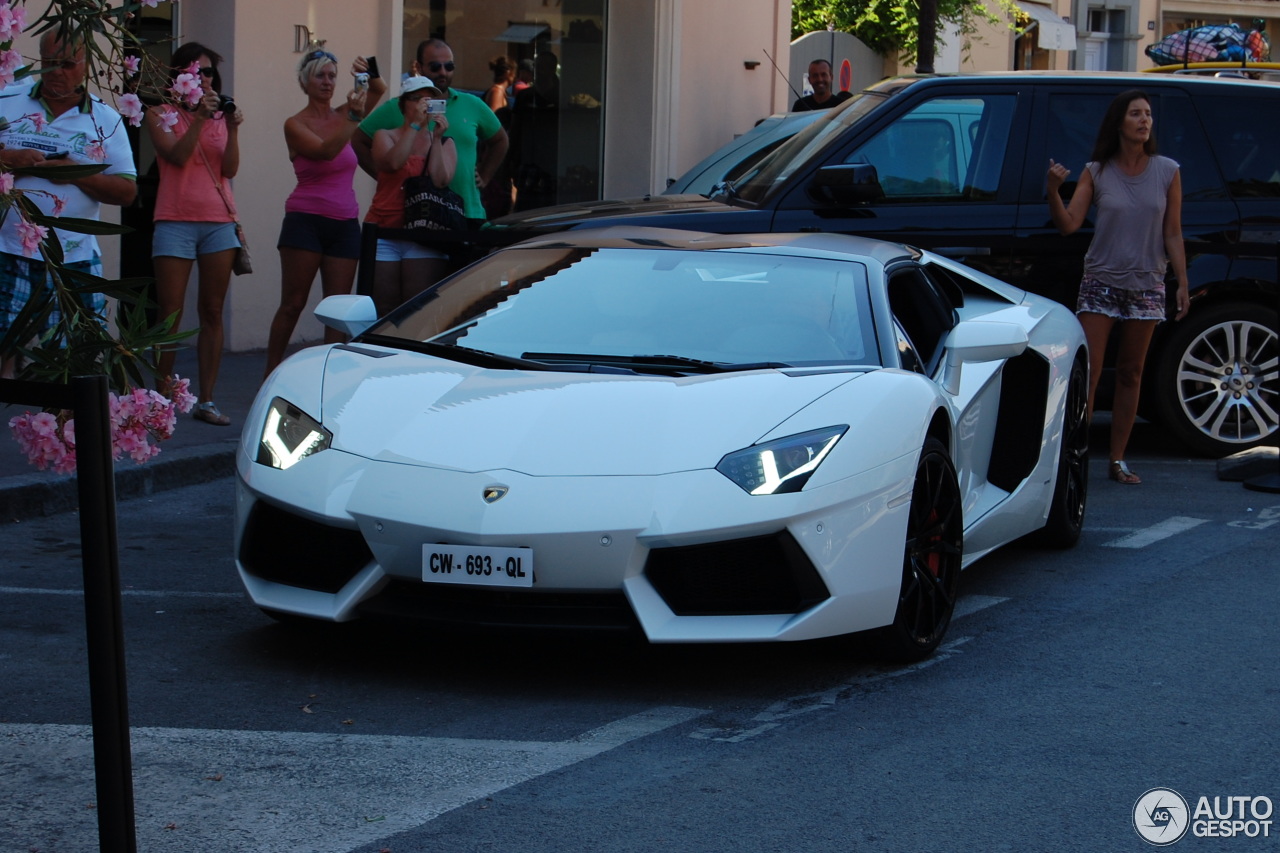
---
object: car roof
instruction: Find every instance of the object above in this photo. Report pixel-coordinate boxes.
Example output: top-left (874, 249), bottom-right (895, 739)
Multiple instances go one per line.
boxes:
top-left (879, 70), bottom-right (1279, 92)
top-left (509, 226), bottom-right (922, 266)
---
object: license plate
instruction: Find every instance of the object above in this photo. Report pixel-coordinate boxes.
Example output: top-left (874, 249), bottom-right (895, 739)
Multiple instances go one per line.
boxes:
top-left (422, 544), bottom-right (533, 588)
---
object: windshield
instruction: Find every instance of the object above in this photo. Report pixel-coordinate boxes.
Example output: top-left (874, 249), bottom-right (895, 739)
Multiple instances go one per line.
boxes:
top-left (363, 244), bottom-right (879, 370)
top-left (732, 80), bottom-right (914, 204)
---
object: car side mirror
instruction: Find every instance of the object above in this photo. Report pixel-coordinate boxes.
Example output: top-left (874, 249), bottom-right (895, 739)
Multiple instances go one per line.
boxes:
top-left (316, 294), bottom-right (379, 338)
top-left (807, 163), bottom-right (885, 206)
top-left (941, 321), bottom-right (1028, 395)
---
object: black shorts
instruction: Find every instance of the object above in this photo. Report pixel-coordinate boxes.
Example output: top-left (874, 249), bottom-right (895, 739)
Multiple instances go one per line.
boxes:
top-left (277, 211), bottom-right (362, 259)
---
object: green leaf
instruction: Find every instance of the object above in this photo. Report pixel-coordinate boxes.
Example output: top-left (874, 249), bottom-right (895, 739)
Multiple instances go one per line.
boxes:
top-left (27, 213), bottom-right (133, 236)
top-left (9, 163), bottom-right (109, 180)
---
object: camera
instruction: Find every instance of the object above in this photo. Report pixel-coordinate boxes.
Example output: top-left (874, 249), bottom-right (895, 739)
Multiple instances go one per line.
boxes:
top-left (354, 73), bottom-right (369, 93)
top-left (217, 94), bottom-right (236, 115)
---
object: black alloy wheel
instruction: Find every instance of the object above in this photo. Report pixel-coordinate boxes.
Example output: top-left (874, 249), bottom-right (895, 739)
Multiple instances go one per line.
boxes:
top-left (1032, 355), bottom-right (1089, 548)
top-left (875, 436), bottom-right (963, 662)
top-left (1154, 304), bottom-right (1279, 457)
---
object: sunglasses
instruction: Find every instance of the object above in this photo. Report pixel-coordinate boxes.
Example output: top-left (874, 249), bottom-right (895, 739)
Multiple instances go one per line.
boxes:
top-left (425, 61), bottom-right (455, 73)
top-left (306, 50), bottom-right (338, 63)
top-left (198, 66), bottom-right (216, 77)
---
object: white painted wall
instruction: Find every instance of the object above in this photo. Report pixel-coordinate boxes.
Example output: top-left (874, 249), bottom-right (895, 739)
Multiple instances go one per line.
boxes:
top-left (603, 0), bottom-right (790, 198)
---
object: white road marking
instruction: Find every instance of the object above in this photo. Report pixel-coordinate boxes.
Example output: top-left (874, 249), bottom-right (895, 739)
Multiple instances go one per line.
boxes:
top-left (690, 636), bottom-right (974, 743)
top-left (953, 594), bottom-right (1007, 620)
top-left (0, 707), bottom-right (704, 853)
top-left (1102, 516), bottom-right (1208, 549)
top-left (0, 586), bottom-right (240, 599)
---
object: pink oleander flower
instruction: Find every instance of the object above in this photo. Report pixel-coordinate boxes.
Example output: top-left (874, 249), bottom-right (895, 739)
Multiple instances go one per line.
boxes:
top-left (16, 221), bottom-right (48, 257)
top-left (167, 375), bottom-right (197, 414)
top-left (0, 172), bottom-right (13, 194)
top-left (10, 377), bottom-right (194, 473)
top-left (0, 48), bottom-right (23, 89)
top-left (85, 141), bottom-right (106, 163)
top-left (0, 4), bottom-right (25, 41)
top-left (51, 195), bottom-right (67, 216)
top-left (171, 69), bottom-right (202, 107)
top-left (20, 111), bottom-right (46, 132)
top-left (9, 411), bottom-right (72, 473)
top-left (159, 107), bottom-right (179, 132)
top-left (123, 56), bottom-right (141, 76)
top-left (118, 93), bottom-right (143, 126)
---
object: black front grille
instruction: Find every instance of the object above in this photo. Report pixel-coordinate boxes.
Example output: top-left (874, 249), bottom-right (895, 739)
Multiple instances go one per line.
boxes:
top-left (358, 581), bottom-right (642, 634)
top-left (239, 501), bottom-right (372, 593)
top-left (645, 531), bottom-right (830, 616)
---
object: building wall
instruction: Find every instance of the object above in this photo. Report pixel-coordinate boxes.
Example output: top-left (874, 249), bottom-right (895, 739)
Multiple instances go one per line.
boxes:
top-left (603, 0), bottom-right (789, 199)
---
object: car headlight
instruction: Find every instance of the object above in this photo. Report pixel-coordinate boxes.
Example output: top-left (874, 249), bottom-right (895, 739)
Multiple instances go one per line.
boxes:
top-left (716, 426), bottom-right (847, 495)
top-left (256, 397), bottom-right (332, 470)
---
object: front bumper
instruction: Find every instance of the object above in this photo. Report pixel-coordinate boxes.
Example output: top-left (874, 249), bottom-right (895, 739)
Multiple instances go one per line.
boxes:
top-left (234, 446), bottom-right (913, 642)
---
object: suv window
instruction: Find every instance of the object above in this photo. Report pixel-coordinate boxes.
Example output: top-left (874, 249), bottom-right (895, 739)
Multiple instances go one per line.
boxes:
top-left (1195, 95), bottom-right (1280, 198)
top-left (842, 95), bottom-right (1015, 202)
top-left (1044, 91), bottom-right (1226, 202)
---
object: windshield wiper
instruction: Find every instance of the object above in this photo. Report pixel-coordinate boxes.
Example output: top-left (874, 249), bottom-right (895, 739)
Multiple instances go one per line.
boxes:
top-left (522, 352), bottom-right (791, 374)
top-left (358, 335), bottom-right (552, 370)
top-left (707, 179), bottom-right (739, 202)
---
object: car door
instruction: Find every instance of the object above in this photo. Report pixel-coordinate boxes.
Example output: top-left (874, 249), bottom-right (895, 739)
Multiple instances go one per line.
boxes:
top-left (773, 86), bottom-right (1030, 285)
top-left (1013, 84), bottom-right (1239, 309)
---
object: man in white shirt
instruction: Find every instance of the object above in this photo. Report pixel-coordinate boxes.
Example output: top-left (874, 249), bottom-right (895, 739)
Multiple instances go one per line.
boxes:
top-left (0, 29), bottom-right (137, 371)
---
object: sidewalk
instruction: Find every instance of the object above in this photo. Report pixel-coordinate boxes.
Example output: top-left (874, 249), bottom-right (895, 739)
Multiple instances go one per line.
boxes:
top-left (0, 346), bottom-right (271, 523)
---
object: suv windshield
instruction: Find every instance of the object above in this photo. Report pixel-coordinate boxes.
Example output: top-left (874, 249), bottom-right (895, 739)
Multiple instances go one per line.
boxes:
top-left (731, 78), bottom-right (916, 204)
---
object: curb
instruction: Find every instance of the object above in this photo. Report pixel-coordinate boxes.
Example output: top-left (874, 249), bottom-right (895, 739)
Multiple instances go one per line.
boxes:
top-left (0, 443), bottom-right (238, 524)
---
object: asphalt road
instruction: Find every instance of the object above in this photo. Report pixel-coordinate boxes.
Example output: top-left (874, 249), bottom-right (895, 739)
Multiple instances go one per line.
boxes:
top-left (1, 420), bottom-right (1278, 852)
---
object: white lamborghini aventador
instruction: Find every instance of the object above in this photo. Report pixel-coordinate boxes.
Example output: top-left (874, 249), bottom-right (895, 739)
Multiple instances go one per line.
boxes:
top-left (236, 228), bottom-right (1089, 660)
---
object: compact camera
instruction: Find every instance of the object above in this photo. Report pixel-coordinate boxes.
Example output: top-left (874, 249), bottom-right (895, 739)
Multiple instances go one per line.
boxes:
top-left (426, 99), bottom-right (446, 116)
top-left (217, 94), bottom-right (236, 115)
top-left (354, 73), bottom-right (369, 93)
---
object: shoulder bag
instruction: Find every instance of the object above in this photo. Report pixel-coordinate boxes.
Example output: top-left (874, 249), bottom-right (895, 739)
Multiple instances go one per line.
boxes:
top-left (402, 146), bottom-right (466, 232)
top-left (196, 137), bottom-right (252, 275)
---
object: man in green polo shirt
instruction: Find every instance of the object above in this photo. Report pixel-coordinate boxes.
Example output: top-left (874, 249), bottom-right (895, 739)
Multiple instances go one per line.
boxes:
top-left (353, 38), bottom-right (508, 225)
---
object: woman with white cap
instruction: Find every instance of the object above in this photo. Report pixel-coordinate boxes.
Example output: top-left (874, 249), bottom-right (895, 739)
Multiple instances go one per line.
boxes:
top-left (364, 75), bottom-right (457, 314)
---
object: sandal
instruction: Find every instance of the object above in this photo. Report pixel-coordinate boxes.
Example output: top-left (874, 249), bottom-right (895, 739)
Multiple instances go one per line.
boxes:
top-left (1109, 460), bottom-right (1141, 485)
top-left (193, 401), bottom-right (231, 427)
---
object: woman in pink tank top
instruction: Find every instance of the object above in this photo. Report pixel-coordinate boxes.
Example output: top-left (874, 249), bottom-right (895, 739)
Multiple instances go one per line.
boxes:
top-left (264, 48), bottom-right (387, 377)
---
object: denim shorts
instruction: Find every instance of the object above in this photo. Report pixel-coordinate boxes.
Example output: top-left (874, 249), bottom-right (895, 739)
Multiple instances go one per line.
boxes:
top-left (277, 211), bottom-right (362, 259)
top-left (152, 221), bottom-right (241, 259)
top-left (375, 237), bottom-right (447, 262)
top-left (1076, 275), bottom-right (1166, 321)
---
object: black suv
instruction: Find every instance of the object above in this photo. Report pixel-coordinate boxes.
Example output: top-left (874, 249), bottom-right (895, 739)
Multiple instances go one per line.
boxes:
top-left (486, 72), bottom-right (1279, 457)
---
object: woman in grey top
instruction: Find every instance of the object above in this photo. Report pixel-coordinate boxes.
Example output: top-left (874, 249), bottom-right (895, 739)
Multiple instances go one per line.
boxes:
top-left (1046, 89), bottom-right (1190, 485)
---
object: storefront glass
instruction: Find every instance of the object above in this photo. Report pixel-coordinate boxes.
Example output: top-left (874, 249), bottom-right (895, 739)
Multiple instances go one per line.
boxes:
top-left (402, 0), bottom-right (606, 215)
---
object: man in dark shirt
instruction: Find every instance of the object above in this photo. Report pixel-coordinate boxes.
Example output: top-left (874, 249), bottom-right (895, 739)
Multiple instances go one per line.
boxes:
top-left (792, 59), bottom-right (853, 111)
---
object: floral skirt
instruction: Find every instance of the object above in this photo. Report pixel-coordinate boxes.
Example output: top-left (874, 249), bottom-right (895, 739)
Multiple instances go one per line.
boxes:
top-left (1076, 275), bottom-right (1166, 321)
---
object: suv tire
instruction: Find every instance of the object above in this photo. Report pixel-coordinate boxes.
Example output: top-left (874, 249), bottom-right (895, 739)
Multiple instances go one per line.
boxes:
top-left (1152, 302), bottom-right (1279, 457)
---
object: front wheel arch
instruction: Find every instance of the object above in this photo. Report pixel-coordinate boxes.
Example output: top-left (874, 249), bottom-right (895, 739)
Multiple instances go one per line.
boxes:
top-left (870, 436), bottom-right (963, 662)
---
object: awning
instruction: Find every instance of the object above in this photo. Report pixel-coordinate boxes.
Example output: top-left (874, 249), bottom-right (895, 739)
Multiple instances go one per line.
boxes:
top-left (1016, 1), bottom-right (1077, 52)
top-left (493, 23), bottom-right (549, 43)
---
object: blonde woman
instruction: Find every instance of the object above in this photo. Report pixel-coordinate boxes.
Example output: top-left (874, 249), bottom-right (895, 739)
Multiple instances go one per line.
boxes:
top-left (264, 48), bottom-right (385, 377)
